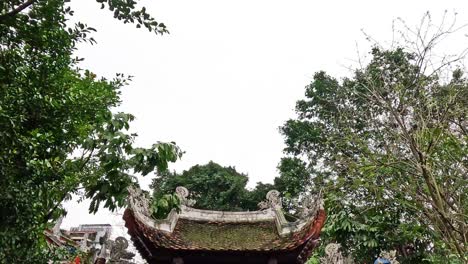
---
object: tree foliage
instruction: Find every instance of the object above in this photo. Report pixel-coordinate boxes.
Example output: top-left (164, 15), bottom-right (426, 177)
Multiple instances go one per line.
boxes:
top-left (150, 192), bottom-right (182, 220)
top-left (0, 0), bottom-right (167, 34)
top-left (278, 15), bottom-right (467, 263)
top-left (151, 161), bottom-right (272, 212)
top-left (0, 0), bottom-right (180, 262)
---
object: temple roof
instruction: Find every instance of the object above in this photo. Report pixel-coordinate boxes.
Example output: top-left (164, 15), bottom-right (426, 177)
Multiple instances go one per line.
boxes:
top-left (123, 187), bottom-right (326, 264)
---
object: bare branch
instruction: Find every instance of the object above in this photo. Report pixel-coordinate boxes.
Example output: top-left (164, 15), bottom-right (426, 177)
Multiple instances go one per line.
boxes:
top-left (0, 0), bottom-right (36, 22)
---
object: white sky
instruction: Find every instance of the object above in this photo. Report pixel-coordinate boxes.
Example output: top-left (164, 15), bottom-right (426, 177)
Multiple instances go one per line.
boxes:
top-left (62, 0), bottom-right (468, 249)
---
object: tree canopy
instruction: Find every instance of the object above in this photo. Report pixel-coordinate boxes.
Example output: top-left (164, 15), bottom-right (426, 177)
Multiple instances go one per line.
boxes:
top-left (278, 17), bottom-right (467, 263)
top-left (151, 161), bottom-right (273, 212)
top-left (0, 0), bottom-right (180, 262)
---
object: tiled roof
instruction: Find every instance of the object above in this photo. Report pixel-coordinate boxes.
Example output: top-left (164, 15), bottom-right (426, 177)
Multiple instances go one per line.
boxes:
top-left (123, 187), bottom-right (326, 263)
top-left (123, 207), bottom-right (326, 252)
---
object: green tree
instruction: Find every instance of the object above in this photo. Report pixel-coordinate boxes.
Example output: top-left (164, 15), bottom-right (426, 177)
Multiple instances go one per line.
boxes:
top-left (0, 0), bottom-right (180, 262)
top-left (278, 16), bottom-right (467, 262)
top-left (274, 157), bottom-right (311, 210)
top-left (151, 161), bottom-right (270, 211)
top-left (241, 182), bottom-right (275, 210)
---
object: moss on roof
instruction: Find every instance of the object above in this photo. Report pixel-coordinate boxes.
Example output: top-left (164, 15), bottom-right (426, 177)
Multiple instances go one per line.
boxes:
top-left (176, 220), bottom-right (281, 250)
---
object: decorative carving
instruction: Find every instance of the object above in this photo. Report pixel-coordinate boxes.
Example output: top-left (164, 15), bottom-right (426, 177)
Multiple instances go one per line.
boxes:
top-left (298, 192), bottom-right (323, 219)
top-left (128, 186), bottom-right (151, 217)
top-left (257, 201), bottom-right (269, 210)
top-left (256, 190), bottom-right (283, 209)
top-left (175, 186), bottom-right (189, 199)
top-left (321, 243), bottom-right (345, 264)
top-left (266, 190), bottom-right (281, 207)
top-left (321, 243), bottom-right (355, 264)
top-left (108, 236), bottom-right (135, 263)
top-left (175, 186), bottom-right (196, 206)
top-left (324, 243), bottom-right (340, 256)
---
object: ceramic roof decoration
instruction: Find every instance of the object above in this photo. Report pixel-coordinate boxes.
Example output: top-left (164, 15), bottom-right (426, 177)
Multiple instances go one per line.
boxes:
top-left (123, 186), bottom-right (326, 264)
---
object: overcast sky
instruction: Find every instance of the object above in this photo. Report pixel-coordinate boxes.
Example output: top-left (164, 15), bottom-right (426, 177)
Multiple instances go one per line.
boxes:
top-left (62, 0), bottom-right (468, 247)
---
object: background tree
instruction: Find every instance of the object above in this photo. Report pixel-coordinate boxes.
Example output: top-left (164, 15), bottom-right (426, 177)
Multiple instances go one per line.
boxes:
top-left (0, 0), bottom-right (180, 262)
top-left (274, 157), bottom-right (311, 211)
top-left (151, 161), bottom-right (272, 211)
top-left (241, 182), bottom-right (275, 210)
top-left (278, 14), bottom-right (467, 263)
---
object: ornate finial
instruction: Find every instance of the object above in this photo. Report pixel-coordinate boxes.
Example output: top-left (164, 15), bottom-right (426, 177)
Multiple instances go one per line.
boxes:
top-left (175, 186), bottom-right (195, 206)
top-left (175, 186), bottom-right (189, 199)
top-left (266, 190), bottom-right (281, 207)
top-left (257, 190), bottom-right (281, 209)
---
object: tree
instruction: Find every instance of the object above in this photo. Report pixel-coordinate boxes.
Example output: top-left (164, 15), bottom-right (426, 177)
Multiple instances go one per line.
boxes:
top-left (151, 161), bottom-right (271, 212)
top-left (241, 182), bottom-right (275, 211)
top-left (278, 14), bottom-right (467, 263)
top-left (0, 0), bottom-right (180, 262)
top-left (274, 157), bottom-right (311, 210)
top-left (0, 0), bottom-right (168, 33)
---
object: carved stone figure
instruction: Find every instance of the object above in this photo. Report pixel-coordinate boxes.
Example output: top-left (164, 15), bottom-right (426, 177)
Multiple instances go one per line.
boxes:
top-left (175, 186), bottom-right (189, 200)
top-left (266, 190), bottom-right (281, 207)
top-left (175, 186), bottom-right (196, 206)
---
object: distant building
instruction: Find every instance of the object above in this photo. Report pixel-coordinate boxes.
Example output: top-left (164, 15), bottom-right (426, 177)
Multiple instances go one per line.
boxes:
top-left (67, 224), bottom-right (112, 251)
top-left (47, 220), bottom-right (136, 264)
